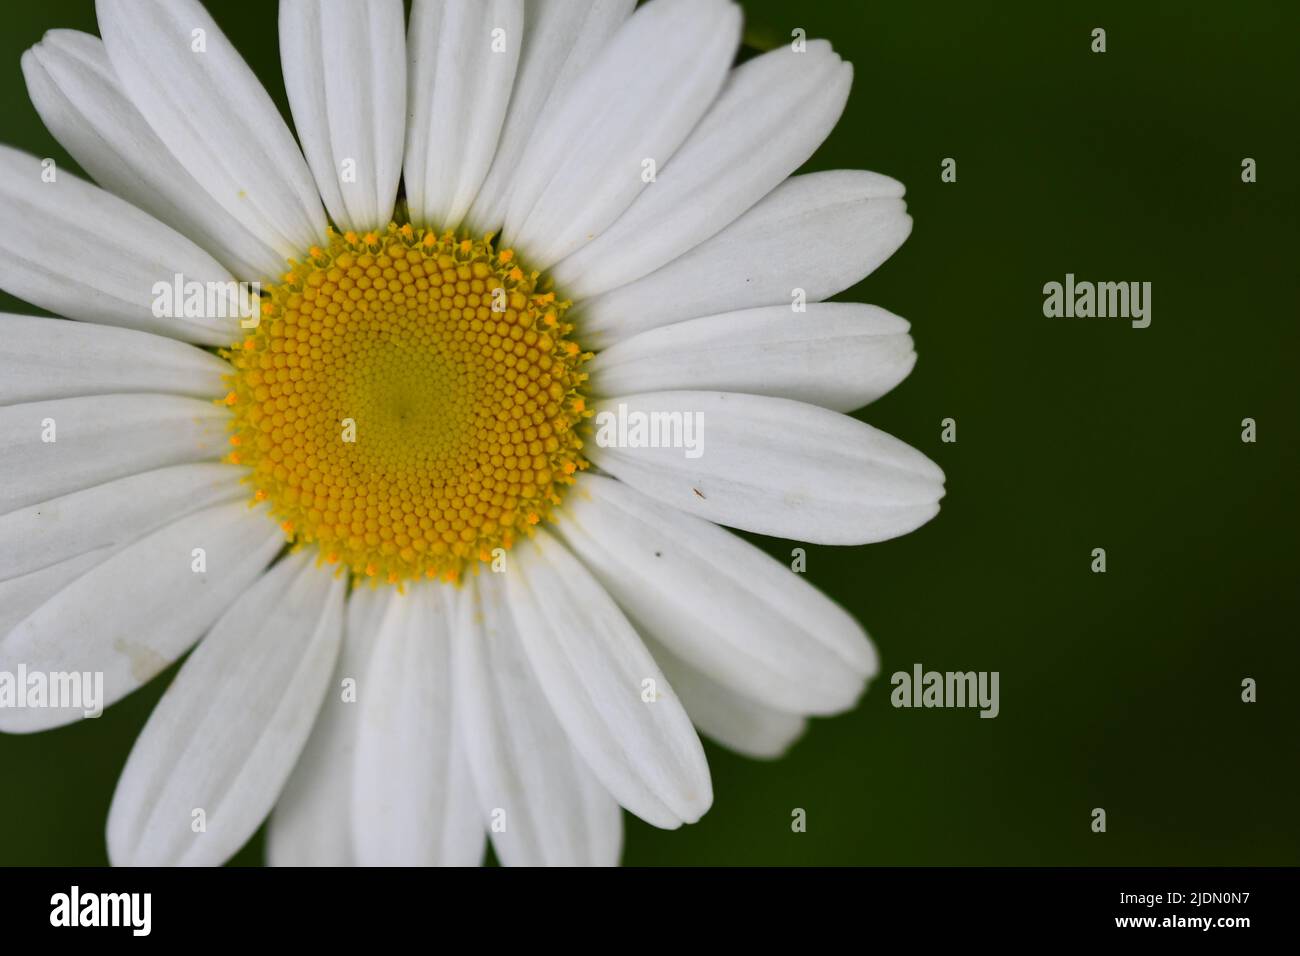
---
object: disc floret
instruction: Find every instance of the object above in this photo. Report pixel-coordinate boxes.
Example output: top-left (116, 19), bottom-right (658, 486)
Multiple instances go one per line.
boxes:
top-left (223, 224), bottom-right (591, 585)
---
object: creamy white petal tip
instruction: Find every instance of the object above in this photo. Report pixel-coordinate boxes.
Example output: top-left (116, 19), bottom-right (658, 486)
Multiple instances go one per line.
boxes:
top-left (588, 303), bottom-right (916, 412)
top-left (504, 528), bottom-right (712, 829)
top-left (553, 39), bottom-right (853, 299)
top-left (557, 474), bottom-right (877, 716)
top-left (576, 170), bottom-right (912, 348)
top-left (455, 573), bottom-right (622, 866)
top-left (643, 637), bottom-right (809, 760)
top-left (586, 391), bottom-right (945, 545)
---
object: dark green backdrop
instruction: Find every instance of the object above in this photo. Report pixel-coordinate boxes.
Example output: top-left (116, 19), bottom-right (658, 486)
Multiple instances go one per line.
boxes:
top-left (1, 0), bottom-right (1296, 865)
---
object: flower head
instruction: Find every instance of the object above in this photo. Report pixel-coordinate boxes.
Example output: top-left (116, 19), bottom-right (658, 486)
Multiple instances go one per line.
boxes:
top-left (0, 0), bottom-right (943, 866)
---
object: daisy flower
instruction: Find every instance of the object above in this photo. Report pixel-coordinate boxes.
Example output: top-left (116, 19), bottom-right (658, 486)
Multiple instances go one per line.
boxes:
top-left (0, 0), bottom-right (944, 866)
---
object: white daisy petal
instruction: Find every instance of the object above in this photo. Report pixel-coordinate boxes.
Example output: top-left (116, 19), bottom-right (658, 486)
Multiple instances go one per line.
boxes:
top-left (0, 395), bottom-right (228, 515)
top-left (106, 550), bottom-right (345, 867)
top-left (576, 170), bottom-right (912, 348)
top-left (267, 585), bottom-right (391, 867)
top-left (504, 527), bottom-right (712, 829)
top-left (587, 303), bottom-right (916, 413)
top-left (555, 474), bottom-right (877, 715)
top-left (502, 0), bottom-right (741, 269)
top-left (96, 0), bottom-right (328, 260)
top-left (642, 636), bottom-right (808, 760)
top-left (553, 40), bottom-right (852, 298)
top-left (352, 583), bottom-right (484, 866)
top-left (0, 313), bottom-right (230, 406)
top-left (280, 0), bottom-right (406, 232)
top-left (0, 501), bottom-right (282, 734)
top-left (464, 0), bottom-right (636, 234)
top-left (587, 391), bottom-right (945, 544)
top-left (404, 0), bottom-right (524, 231)
top-left (0, 463), bottom-right (244, 583)
top-left (455, 572), bottom-right (622, 866)
top-left (21, 30), bottom-right (283, 282)
top-left (0, 145), bottom-right (246, 345)
top-left (0, 548), bottom-right (113, 640)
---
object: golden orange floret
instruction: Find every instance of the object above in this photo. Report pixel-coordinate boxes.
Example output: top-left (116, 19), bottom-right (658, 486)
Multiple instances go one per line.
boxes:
top-left (221, 223), bottom-right (591, 585)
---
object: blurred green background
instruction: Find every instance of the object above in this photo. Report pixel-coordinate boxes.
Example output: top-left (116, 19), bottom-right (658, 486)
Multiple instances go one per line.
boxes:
top-left (1, 0), bottom-right (1296, 865)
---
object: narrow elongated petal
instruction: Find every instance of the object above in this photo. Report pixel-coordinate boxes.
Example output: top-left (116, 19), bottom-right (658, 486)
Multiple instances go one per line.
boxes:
top-left (96, 0), bottom-right (328, 259)
top-left (107, 551), bottom-right (345, 866)
top-left (404, 0), bottom-right (523, 231)
top-left (0, 502), bottom-right (282, 733)
top-left (504, 528), bottom-right (712, 829)
top-left (553, 40), bottom-right (852, 298)
top-left (0, 548), bottom-right (113, 640)
top-left (502, 0), bottom-right (741, 268)
top-left (555, 474), bottom-right (877, 715)
top-left (21, 30), bottom-right (283, 282)
top-left (643, 636), bottom-right (808, 760)
top-left (465, 0), bottom-right (636, 233)
top-left (351, 583), bottom-right (484, 865)
top-left (577, 170), bottom-right (911, 348)
top-left (0, 395), bottom-right (228, 515)
top-left (267, 586), bottom-right (392, 866)
top-left (587, 391), bottom-right (945, 544)
top-left (0, 146), bottom-right (247, 345)
top-left (280, 0), bottom-right (406, 231)
top-left (0, 313), bottom-right (229, 406)
top-left (587, 303), bottom-right (916, 413)
top-left (455, 572), bottom-right (622, 866)
top-left (0, 463), bottom-right (244, 583)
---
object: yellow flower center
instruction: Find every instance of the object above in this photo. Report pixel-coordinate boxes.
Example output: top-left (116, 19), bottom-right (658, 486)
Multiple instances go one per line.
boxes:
top-left (223, 225), bottom-right (590, 585)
